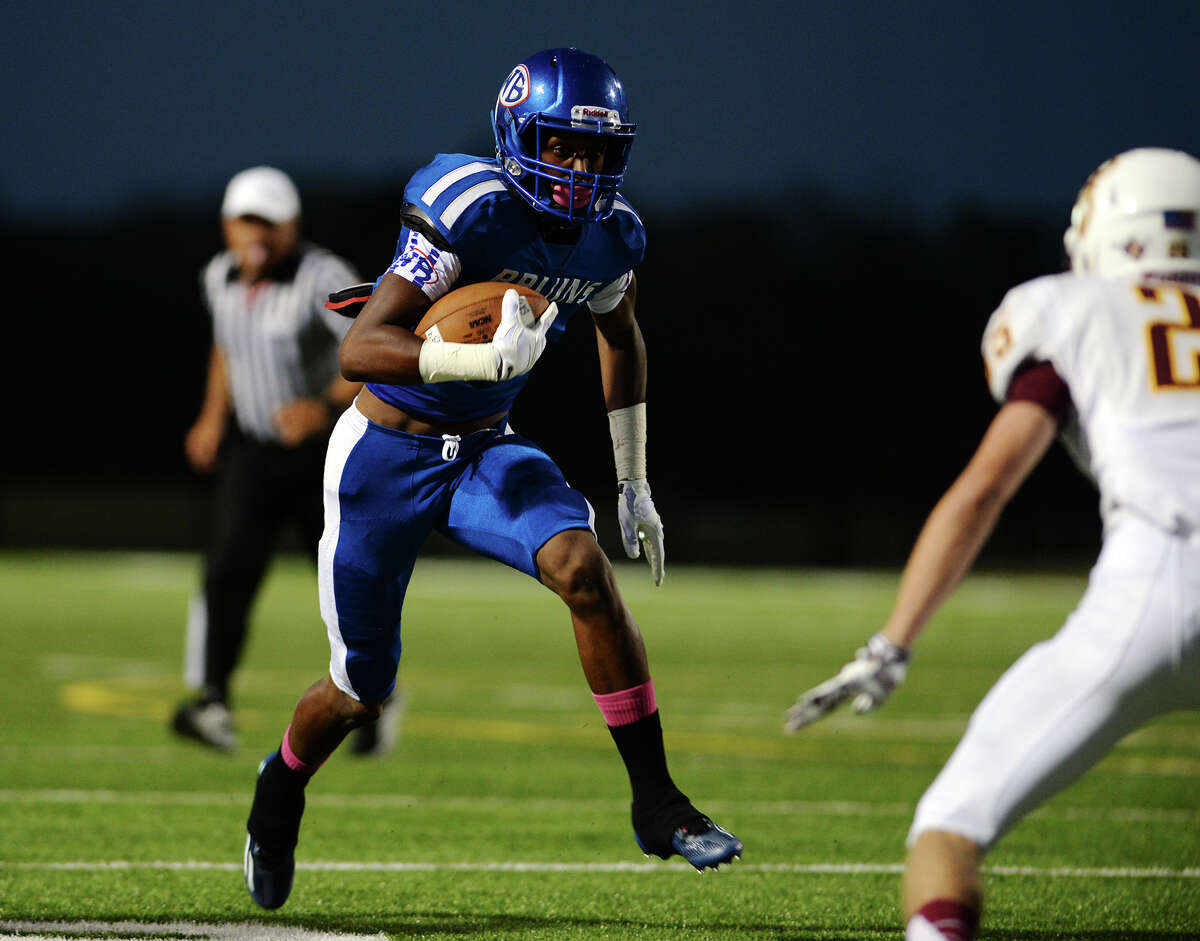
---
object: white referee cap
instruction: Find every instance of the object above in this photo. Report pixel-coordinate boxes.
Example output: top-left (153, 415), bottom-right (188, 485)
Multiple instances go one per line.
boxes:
top-left (221, 166), bottom-right (300, 223)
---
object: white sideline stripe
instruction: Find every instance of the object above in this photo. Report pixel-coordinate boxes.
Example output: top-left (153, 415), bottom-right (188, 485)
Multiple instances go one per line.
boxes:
top-left (0, 922), bottom-right (386, 941)
top-left (0, 790), bottom-right (1195, 824)
top-left (3, 860), bottom-right (1198, 879)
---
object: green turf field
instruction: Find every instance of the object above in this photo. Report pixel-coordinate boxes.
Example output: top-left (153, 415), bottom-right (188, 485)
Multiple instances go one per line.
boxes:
top-left (0, 551), bottom-right (1196, 940)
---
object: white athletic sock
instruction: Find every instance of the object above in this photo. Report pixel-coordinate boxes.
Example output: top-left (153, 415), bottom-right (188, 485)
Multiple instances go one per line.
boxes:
top-left (907, 914), bottom-right (949, 940)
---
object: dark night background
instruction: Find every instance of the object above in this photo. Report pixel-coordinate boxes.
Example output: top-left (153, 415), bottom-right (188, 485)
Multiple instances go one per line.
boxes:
top-left (6, 1), bottom-right (1199, 568)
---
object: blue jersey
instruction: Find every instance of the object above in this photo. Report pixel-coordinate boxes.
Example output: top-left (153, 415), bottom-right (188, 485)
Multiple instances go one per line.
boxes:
top-left (368, 153), bottom-right (646, 422)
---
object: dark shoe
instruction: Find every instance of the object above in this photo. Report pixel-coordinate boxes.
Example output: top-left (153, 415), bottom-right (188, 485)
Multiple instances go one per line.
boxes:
top-left (350, 692), bottom-right (406, 756)
top-left (244, 832), bottom-right (293, 909)
top-left (633, 790), bottom-right (743, 871)
top-left (244, 752), bottom-right (304, 909)
top-left (171, 696), bottom-right (236, 751)
top-left (664, 819), bottom-right (743, 871)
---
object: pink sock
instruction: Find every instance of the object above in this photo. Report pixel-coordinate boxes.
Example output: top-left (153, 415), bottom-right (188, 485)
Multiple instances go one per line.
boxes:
top-left (593, 680), bottom-right (657, 727)
top-left (279, 725), bottom-right (325, 775)
top-left (907, 900), bottom-right (979, 941)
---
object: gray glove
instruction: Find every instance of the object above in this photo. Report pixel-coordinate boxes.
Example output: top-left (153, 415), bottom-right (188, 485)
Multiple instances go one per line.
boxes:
top-left (784, 633), bottom-right (909, 733)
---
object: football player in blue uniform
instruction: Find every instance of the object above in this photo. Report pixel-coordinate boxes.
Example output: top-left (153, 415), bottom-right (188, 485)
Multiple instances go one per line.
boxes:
top-left (244, 47), bottom-right (742, 909)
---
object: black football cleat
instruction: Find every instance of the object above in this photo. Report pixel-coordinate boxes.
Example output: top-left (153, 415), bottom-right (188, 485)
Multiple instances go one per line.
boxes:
top-left (244, 751), bottom-right (304, 909)
top-left (243, 832), bottom-right (294, 910)
top-left (349, 692), bottom-right (406, 757)
top-left (171, 696), bottom-right (237, 752)
top-left (665, 819), bottom-right (743, 871)
top-left (632, 791), bottom-right (743, 871)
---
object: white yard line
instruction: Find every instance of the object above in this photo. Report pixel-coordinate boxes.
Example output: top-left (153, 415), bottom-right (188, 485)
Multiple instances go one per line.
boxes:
top-left (0, 922), bottom-right (385, 941)
top-left (1, 860), bottom-right (1197, 879)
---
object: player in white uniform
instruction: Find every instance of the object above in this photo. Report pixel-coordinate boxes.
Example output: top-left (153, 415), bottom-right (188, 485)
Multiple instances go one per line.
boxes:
top-left (783, 148), bottom-right (1200, 941)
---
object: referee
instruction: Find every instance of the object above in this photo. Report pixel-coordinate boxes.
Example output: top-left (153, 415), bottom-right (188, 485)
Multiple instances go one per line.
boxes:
top-left (174, 166), bottom-right (396, 754)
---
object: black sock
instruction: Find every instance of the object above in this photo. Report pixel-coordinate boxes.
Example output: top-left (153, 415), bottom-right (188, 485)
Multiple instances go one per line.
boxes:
top-left (607, 711), bottom-right (711, 856)
top-left (607, 711), bottom-right (675, 805)
top-left (199, 683), bottom-right (227, 706)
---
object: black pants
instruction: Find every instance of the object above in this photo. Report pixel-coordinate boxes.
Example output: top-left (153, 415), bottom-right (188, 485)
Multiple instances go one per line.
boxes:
top-left (200, 428), bottom-right (328, 702)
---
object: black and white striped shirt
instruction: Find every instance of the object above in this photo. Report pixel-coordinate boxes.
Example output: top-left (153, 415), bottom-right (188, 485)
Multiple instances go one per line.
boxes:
top-left (201, 243), bottom-right (358, 444)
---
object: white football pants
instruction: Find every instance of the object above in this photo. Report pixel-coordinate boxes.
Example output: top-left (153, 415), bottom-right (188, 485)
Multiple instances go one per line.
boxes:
top-left (909, 511), bottom-right (1200, 849)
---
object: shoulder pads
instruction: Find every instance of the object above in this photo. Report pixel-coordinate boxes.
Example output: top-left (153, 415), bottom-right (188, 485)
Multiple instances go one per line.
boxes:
top-left (399, 203), bottom-right (453, 253)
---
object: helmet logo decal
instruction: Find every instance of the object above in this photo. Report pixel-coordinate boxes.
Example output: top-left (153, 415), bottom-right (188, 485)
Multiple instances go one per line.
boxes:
top-left (498, 65), bottom-right (531, 108)
top-left (571, 105), bottom-right (620, 127)
top-left (1123, 239), bottom-right (1145, 259)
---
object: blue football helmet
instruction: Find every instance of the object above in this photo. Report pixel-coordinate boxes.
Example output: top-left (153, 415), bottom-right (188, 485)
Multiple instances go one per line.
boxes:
top-left (492, 48), bottom-right (636, 223)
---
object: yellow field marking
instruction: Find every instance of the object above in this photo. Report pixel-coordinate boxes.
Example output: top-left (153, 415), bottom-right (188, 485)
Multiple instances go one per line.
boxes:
top-left (56, 677), bottom-right (1200, 775)
top-left (59, 680), bottom-right (171, 722)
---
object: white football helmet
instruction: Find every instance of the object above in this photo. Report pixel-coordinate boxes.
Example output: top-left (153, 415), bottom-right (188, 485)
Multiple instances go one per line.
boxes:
top-left (1063, 148), bottom-right (1200, 278)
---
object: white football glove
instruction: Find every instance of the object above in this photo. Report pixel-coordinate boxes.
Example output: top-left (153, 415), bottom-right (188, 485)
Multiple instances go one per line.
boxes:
top-left (784, 633), bottom-right (909, 733)
top-left (618, 478), bottom-right (664, 586)
top-left (491, 289), bottom-right (559, 380)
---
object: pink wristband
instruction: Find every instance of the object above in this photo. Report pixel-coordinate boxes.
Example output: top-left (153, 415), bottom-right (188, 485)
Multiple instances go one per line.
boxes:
top-left (593, 679), bottom-right (657, 727)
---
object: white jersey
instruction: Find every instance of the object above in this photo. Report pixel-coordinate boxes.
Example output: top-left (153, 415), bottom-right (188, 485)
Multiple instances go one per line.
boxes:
top-left (911, 271), bottom-right (1200, 853)
top-left (982, 272), bottom-right (1200, 536)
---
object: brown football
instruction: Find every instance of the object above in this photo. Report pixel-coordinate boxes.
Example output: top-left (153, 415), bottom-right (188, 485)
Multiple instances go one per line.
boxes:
top-left (413, 283), bottom-right (550, 344)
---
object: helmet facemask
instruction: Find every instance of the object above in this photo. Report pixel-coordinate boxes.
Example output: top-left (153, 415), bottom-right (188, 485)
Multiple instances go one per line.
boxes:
top-left (501, 113), bottom-right (633, 222)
